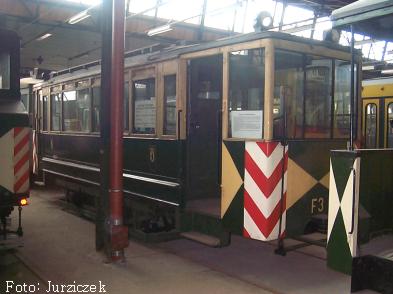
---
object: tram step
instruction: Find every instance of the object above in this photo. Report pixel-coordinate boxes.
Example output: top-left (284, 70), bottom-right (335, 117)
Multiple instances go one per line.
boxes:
top-left (310, 214), bottom-right (328, 234)
top-left (180, 231), bottom-right (221, 247)
top-left (180, 211), bottom-right (231, 247)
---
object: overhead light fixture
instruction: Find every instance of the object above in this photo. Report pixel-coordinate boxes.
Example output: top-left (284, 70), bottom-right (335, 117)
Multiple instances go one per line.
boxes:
top-left (20, 77), bottom-right (44, 86)
top-left (147, 24), bottom-right (172, 36)
top-left (68, 10), bottom-right (91, 24)
top-left (36, 33), bottom-right (52, 41)
top-left (362, 65), bottom-right (375, 71)
top-left (381, 69), bottom-right (393, 74)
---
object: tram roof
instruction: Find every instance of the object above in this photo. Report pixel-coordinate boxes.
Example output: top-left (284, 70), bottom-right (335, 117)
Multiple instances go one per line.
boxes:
top-left (39, 31), bottom-right (354, 87)
top-left (331, 0), bottom-right (393, 41)
top-left (362, 76), bottom-right (393, 86)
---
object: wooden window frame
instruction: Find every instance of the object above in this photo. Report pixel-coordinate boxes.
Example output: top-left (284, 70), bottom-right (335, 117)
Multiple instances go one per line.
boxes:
top-left (124, 70), bottom-right (131, 135)
top-left (91, 76), bottom-right (101, 135)
top-left (49, 85), bottom-right (62, 133)
top-left (62, 80), bottom-right (92, 134)
top-left (159, 60), bottom-right (178, 140)
top-left (271, 40), bottom-right (360, 141)
top-left (181, 39), bottom-right (271, 142)
top-left (130, 66), bottom-right (157, 138)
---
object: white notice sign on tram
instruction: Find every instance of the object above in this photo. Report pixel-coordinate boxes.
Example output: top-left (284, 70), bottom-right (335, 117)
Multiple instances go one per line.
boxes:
top-left (230, 110), bottom-right (263, 139)
top-left (134, 98), bottom-right (156, 130)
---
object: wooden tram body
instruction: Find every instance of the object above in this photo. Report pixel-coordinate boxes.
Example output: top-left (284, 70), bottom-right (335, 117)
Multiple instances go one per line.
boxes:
top-left (0, 29), bottom-right (29, 234)
top-left (32, 31), bottom-right (361, 243)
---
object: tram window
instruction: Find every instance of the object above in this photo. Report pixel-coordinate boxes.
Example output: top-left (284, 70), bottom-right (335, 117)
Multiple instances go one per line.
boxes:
top-left (163, 75), bottom-right (176, 135)
top-left (78, 89), bottom-right (91, 132)
top-left (132, 78), bottom-right (156, 134)
top-left (124, 82), bottom-right (129, 131)
top-left (365, 103), bottom-right (377, 148)
top-left (228, 49), bottom-right (264, 139)
top-left (50, 93), bottom-right (61, 131)
top-left (0, 53), bottom-right (10, 89)
top-left (387, 103), bottom-right (393, 148)
top-left (21, 94), bottom-right (29, 110)
top-left (92, 87), bottom-right (100, 132)
top-left (63, 89), bottom-right (91, 132)
top-left (304, 57), bottom-right (332, 139)
top-left (274, 50), bottom-right (304, 139)
top-left (41, 93), bottom-right (48, 131)
top-left (333, 61), bottom-right (351, 138)
top-left (91, 83), bottom-right (129, 133)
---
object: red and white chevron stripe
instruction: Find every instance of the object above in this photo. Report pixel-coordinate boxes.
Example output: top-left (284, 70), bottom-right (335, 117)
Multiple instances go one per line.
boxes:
top-left (243, 141), bottom-right (288, 241)
top-left (14, 127), bottom-right (30, 194)
top-left (32, 130), bottom-right (38, 174)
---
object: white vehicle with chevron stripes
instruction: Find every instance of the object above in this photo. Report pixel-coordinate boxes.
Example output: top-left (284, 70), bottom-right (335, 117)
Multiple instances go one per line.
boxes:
top-left (0, 28), bottom-right (30, 237)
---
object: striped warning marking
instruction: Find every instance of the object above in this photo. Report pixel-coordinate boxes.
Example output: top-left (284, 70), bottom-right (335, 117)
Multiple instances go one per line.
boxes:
top-left (14, 127), bottom-right (30, 194)
top-left (244, 141), bottom-right (288, 241)
top-left (32, 130), bottom-right (38, 174)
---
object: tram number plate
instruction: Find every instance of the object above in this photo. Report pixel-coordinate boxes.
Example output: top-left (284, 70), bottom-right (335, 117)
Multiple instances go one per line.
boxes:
top-left (311, 197), bottom-right (324, 214)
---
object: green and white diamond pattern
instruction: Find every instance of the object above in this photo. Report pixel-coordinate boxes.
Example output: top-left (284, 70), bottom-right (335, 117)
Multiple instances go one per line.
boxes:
top-left (327, 155), bottom-right (360, 274)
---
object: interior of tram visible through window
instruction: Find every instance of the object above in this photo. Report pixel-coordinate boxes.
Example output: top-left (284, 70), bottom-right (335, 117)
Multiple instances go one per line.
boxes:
top-left (51, 93), bottom-right (61, 131)
top-left (228, 48), bottom-right (265, 140)
top-left (365, 103), bottom-right (377, 148)
top-left (274, 50), bottom-right (352, 139)
top-left (0, 52), bottom-right (10, 90)
top-left (132, 78), bottom-right (156, 134)
top-left (334, 61), bottom-right (351, 138)
top-left (62, 88), bottom-right (91, 132)
top-left (39, 90), bottom-right (48, 131)
top-left (274, 50), bottom-right (304, 139)
top-left (92, 80), bottom-right (100, 132)
top-left (163, 74), bottom-right (176, 135)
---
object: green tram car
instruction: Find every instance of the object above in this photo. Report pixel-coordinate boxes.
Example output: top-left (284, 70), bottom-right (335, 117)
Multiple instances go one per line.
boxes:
top-left (0, 29), bottom-right (30, 233)
top-left (32, 31), bottom-right (362, 245)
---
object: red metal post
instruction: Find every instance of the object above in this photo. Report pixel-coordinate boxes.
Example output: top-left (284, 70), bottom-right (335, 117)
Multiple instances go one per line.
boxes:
top-left (109, 0), bottom-right (128, 262)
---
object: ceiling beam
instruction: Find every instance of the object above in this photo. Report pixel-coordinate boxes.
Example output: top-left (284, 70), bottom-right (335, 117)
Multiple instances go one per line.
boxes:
top-left (22, 0), bottom-right (89, 10)
top-left (3, 13), bottom-right (178, 45)
top-left (3, 13), bottom-right (100, 33)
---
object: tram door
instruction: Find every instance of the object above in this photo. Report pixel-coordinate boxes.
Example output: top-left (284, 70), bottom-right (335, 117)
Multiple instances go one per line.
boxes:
top-left (186, 55), bottom-right (223, 199)
top-left (363, 97), bottom-right (393, 148)
top-left (385, 98), bottom-right (393, 148)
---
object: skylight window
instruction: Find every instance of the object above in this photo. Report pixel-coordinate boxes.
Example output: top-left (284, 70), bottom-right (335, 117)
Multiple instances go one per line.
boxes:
top-left (63, 0), bottom-right (101, 5)
top-left (61, 0), bottom-right (391, 63)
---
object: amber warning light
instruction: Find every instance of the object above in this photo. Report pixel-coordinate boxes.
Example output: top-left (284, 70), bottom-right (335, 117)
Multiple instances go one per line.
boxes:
top-left (20, 198), bottom-right (28, 206)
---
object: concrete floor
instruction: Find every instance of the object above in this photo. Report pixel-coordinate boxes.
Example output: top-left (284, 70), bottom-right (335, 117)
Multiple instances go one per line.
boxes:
top-left (1, 187), bottom-right (359, 294)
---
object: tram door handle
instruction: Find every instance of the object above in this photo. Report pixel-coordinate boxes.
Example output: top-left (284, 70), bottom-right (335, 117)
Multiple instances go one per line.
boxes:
top-left (348, 167), bottom-right (356, 235)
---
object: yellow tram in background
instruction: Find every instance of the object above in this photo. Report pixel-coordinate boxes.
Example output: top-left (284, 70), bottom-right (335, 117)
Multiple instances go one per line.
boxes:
top-left (362, 77), bottom-right (393, 149)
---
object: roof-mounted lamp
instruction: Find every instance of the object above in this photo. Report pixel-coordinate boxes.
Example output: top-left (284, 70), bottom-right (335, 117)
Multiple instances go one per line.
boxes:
top-left (253, 11), bottom-right (273, 32)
